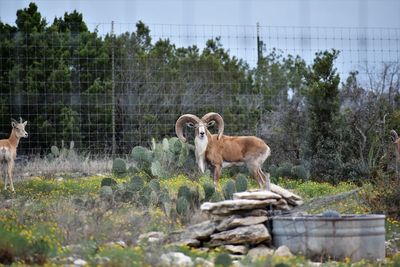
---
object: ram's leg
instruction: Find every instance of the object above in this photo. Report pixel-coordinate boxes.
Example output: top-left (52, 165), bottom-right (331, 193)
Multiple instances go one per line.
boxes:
top-left (248, 164), bottom-right (264, 189)
top-left (213, 165), bottom-right (222, 188)
top-left (258, 169), bottom-right (271, 191)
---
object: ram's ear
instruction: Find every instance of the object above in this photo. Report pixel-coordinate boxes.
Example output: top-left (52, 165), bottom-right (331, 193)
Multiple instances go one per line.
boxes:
top-left (187, 122), bottom-right (195, 128)
top-left (207, 121), bottom-right (215, 128)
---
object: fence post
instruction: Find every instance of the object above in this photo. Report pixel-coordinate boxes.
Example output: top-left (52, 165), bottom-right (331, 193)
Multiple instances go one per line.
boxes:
top-left (111, 21), bottom-right (116, 156)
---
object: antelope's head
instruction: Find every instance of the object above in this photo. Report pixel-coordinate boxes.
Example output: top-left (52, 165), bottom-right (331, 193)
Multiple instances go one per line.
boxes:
top-left (11, 118), bottom-right (28, 139)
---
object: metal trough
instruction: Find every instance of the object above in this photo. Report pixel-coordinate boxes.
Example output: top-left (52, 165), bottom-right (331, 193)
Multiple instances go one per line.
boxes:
top-left (272, 214), bottom-right (385, 262)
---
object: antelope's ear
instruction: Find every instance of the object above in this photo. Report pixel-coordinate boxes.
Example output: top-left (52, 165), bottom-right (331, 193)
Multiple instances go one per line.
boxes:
top-left (187, 122), bottom-right (195, 128)
top-left (11, 121), bottom-right (17, 128)
top-left (207, 121), bottom-right (216, 128)
top-left (23, 121), bottom-right (27, 126)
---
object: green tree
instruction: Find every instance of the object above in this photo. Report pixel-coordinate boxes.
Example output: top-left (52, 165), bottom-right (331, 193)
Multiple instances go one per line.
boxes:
top-left (305, 50), bottom-right (341, 182)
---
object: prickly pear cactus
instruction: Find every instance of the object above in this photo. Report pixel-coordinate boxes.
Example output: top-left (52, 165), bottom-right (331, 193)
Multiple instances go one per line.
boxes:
top-left (50, 145), bottom-right (60, 157)
top-left (162, 138), bottom-right (169, 152)
top-left (149, 190), bottom-right (159, 207)
top-left (100, 186), bottom-right (113, 199)
top-left (235, 174), bottom-right (248, 192)
top-left (214, 253), bottom-right (232, 267)
top-left (139, 185), bottom-right (152, 207)
top-left (176, 196), bottom-right (189, 216)
top-left (203, 182), bottom-right (215, 202)
top-left (101, 177), bottom-right (117, 187)
top-left (112, 158), bottom-right (127, 176)
top-left (129, 175), bottom-right (144, 192)
top-left (168, 137), bottom-right (182, 155)
top-left (189, 188), bottom-right (200, 207)
top-left (223, 179), bottom-right (236, 200)
top-left (177, 185), bottom-right (191, 202)
top-left (148, 179), bottom-right (161, 192)
top-left (151, 160), bottom-right (168, 178)
top-left (159, 187), bottom-right (171, 204)
top-left (210, 191), bottom-right (223, 202)
top-left (131, 146), bottom-right (152, 169)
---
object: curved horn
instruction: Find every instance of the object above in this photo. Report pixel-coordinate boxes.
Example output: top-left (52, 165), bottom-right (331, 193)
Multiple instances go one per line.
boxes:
top-left (391, 130), bottom-right (399, 143)
top-left (175, 114), bottom-right (201, 143)
top-left (201, 112), bottom-right (224, 140)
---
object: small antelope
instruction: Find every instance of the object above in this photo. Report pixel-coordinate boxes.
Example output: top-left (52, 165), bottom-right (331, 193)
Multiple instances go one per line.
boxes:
top-left (391, 130), bottom-right (400, 158)
top-left (0, 118), bottom-right (28, 192)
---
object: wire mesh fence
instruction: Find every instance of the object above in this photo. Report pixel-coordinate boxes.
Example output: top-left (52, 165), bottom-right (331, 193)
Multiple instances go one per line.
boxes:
top-left (0, 23), bottom-right (399, 155)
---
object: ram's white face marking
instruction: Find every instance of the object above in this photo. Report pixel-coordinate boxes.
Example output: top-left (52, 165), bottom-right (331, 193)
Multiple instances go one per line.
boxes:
top-left (198, 125), bottom-right (206, 139)
top-left (195, 131), bottom-right (208, 173)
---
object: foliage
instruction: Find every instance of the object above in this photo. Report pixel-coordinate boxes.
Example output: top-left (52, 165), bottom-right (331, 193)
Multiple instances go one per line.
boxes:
top-left (48, 141), bottom-right (77, 161)
top-left (305, 50), bottom-right (342, 182)
top-left (99, 186), bottom-right (113, 199)
top-left (214, 253), bottom-right (232, 267)
top-left (112, 158), bottom-right (127, 176)
top-left (291, 165), bottom-right (308, 180)
top-left (361, 170), bottom-right (400, 220)
top-left (222, 179), bottom-right (236, 200)
top-left (148, 179), bottom-right (160, 192)
top-left (235, 174), bottom-right (248, 192)
top-left (101, 177), bottom-right (117, 187)
top-left (202, 182), bottom-right (215, 202)
top-left (210, 191), bottom-right (223, 202)
top-left (128, 175), bottom-right (145, 192)
top-left (131, 137), bottom-right (193, 178)
top-left (275, 162), bottom-right (293, 178)
top-left (0, 210), bottom-right (60, 265)
top-left (175, 196), bottom-right (190, 217)
top-left (0, 3), bottom-right (400, 187)
top-left (0, 170), bottom-right (398, 265)
top-left (94, 246), bottom-right (144, 267)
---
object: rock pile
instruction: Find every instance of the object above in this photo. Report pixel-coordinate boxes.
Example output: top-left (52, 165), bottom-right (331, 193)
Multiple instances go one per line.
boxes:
top-left (167, 183), bottom-right (303, 258)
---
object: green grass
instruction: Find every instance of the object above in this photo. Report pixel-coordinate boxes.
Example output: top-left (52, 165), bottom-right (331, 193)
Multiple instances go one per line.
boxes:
top-left (0, 173), bottom-right (398, 266)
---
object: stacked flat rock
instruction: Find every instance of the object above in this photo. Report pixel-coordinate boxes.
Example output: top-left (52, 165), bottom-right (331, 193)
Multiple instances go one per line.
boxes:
top-left (167, 183), bottom-right (303, 257)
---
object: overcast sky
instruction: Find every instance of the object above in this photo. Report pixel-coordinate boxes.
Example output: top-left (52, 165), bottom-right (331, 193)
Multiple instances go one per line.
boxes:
top-left (1, 0), bottom-right (400, 29)
top-left (1, 0), bottom-right (399, 76)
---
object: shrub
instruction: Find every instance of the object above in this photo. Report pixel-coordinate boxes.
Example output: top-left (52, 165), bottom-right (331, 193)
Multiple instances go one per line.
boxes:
top-left (291, 165), bottom-right (308, 180)
top-left (275, 162), bottom-right (293, 178)
top-left (94, 246), bottom-right (144, 266)
top-left (0, 221), bottom-right (59, 265)
top-left (362, 169), bottom-right (400, 220)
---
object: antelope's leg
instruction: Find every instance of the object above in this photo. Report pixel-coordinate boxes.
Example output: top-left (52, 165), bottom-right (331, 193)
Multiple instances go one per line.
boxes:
top-left (7, 160), bottom-right (15, 192)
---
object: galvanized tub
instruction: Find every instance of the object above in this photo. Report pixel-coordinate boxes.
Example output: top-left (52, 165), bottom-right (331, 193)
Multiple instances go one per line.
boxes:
top-left (272, 214), bottom-right (385, 262)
